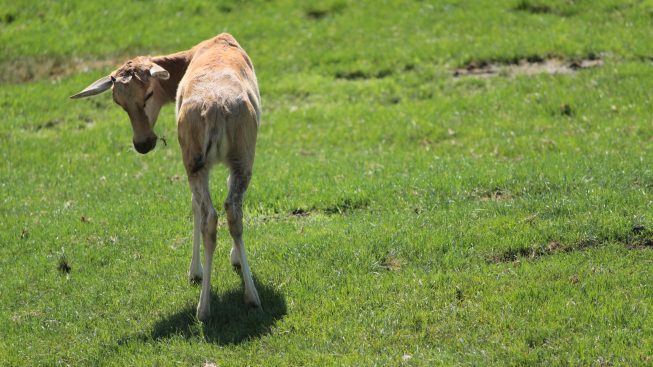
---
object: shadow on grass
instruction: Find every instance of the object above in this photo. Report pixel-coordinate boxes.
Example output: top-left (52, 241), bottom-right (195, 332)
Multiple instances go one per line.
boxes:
top-left (148, 278), bottom-right (286, 345)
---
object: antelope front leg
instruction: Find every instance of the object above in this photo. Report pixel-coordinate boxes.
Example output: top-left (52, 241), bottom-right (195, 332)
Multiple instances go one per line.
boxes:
top-left (188, 193), bottom-right (203, 283)
top-left (189, 173), bottom-right (218, 322)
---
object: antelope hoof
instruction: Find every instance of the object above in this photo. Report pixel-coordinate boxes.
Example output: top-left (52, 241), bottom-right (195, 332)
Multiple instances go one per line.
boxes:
top-left (188, 267), bottom-right (203, 284)
top-left (188, 263), bottom-right (203, 284)
top-left (230, 247), bottom-right (241, 268)
top-left (244, 289), bottom-right (261, 308)
top-left (189, 273), bottom-right (202, 284)
top-left (196, 306), bottom-right (211, 322)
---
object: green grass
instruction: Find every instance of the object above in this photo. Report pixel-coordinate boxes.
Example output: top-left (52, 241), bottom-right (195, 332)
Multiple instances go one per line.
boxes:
top-left (1, 0), bottom-right (653, 365)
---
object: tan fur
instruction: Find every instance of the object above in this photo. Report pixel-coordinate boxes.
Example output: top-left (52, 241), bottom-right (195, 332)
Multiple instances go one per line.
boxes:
top-left (71, 33), bottom-right (262, 321)
top-left (176, 34), bottom-right (260, 175)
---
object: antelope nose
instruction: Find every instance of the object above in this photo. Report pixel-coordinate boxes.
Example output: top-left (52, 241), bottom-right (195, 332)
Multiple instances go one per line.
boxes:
top-left (133, 137), bottom-right (157, 154)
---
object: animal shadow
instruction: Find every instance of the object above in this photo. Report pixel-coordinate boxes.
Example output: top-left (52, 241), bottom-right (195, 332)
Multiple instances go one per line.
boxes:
top-left (149, 278), bottom-right (286, 345)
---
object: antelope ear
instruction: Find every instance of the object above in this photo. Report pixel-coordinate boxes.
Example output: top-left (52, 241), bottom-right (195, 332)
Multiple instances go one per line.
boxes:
top-left (150, 63), bottom-right (170, 80)
top-left (70, 75), bottom-right (113, 99)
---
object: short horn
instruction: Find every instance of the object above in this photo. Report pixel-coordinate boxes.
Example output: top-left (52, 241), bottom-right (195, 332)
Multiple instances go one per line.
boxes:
top-left (70, 75), bottom-right (113, 99)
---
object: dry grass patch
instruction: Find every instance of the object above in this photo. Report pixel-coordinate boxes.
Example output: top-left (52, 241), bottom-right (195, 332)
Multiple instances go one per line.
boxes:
top-left (454, 57), bottom-right (603, 78)
top-left (0, 56), bottom-right (126, 84)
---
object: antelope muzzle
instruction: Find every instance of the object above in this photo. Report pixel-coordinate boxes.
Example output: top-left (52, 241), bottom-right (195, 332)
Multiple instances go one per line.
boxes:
top-left (133, 136), bottom-right (157, 154)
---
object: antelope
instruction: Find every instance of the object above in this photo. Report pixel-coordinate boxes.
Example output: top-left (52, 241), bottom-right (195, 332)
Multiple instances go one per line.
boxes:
top-left (71, 33), bottom-right (261, 321)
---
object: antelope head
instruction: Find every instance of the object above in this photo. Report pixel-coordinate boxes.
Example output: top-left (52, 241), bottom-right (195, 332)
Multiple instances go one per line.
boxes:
top-left (71, 57), bottom-right (170, 154)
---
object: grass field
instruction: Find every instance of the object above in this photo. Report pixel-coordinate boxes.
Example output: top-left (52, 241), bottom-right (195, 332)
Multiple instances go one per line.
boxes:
top-left (1, 0), bottom-right (653, 365)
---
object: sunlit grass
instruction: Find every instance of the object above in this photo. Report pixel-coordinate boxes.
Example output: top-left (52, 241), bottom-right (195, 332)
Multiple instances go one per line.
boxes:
top-left (1, 0), bottom-right (653, 365)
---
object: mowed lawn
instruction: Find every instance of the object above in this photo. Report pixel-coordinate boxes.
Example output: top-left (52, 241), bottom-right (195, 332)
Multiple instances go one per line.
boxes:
top-left (1, 0), bottom-right (653, 365)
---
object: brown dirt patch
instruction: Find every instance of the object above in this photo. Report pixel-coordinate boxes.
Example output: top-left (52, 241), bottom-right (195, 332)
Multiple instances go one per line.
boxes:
top-left (490, 231), bottom-right (653, 263)
top-left (546, 241), bottom-right (561, 252)
top-left (489, 238), bottom-right (600, 263)
top-left (1, 55), bottom-right (126, 84)
top-left (57, 255), bottom-right (71, 274)
top-left (513, 1), bottom-right (576, 17)
top-left (32, 119), bottom-right (62, 131)
top-left (475, 187), bottom-right (512, 202)
top-left (334, 69), bottom-right (393, 80)
top-left (627, 238), bottom-right (653, 250)
top-left (379, 254), bottom-right (403, 271)
top-left (454, 57), bottom-right (603, 78)
top-left (291, 208), bottom-right (309, 217)
top-left (305, 2), bottom-right (346, 20)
